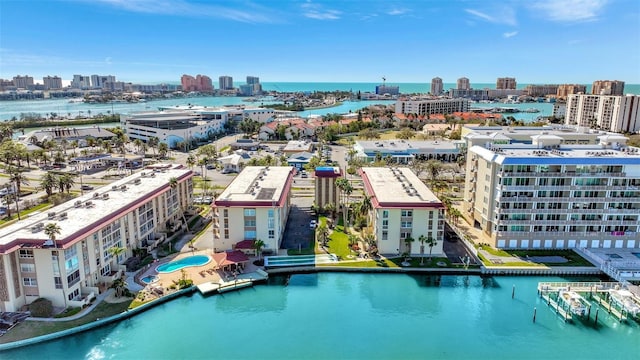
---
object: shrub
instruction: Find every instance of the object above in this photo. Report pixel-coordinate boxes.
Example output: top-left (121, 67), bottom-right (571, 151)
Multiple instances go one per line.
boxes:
top-left (28, 298), bottom-right (53, 318)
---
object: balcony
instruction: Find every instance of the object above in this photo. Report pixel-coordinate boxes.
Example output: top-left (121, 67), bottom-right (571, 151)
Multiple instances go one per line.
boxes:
top-left (98, 265), bottom-right (125, 284)
top-left (67, 290), bottom-right (97, 309)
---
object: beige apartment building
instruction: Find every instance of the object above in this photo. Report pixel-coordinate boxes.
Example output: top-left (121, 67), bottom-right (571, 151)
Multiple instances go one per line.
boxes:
top-left (211, 166), bottom-right (294, 254)
top-left (0, 165), bottom-right (193, 312)
top-left (360, 167), bottom-right (445, 256)
top-left (565, 94), bottom-right (640, 133)
top-left (395, 98), bottom-right (469, 115)
top-left (592, 80), bottom-right (625, 95)
top-left (463, 131), bottom-right (640, 249)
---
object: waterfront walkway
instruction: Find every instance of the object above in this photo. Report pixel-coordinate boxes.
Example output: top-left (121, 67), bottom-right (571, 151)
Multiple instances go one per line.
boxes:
top-left (26, 289), bottom-right (115, 323)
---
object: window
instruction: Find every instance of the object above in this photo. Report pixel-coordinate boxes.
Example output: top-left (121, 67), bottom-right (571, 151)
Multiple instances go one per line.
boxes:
top-left (382, 210), bottom-right (389, 218)
top-left (54, 277), bottom-right (62, 289)
top-left (67, 270), bottom-right (81, 286)
top-left (401, 210), bottom-right (413, 217)
top-left (428, 211), bottom-right (434, 219)
top-left (382, 231), bottom-right (388, 240)
top-left (401, 221), bottom-right (412, 228)
top-left (19, 249), bottom-right (34, 258)
top-left (382, 220), bottom-right (389, 230)
top-left (244, 220), bottom-right (256, 227)
top-left (23, 278), bottom-right (37, 286)
top-left (223, 209), bottom-right (228, 217)
top-left (244, 208), bottom-right (256, 216)
top-left (244, 230), bottom-right (257, 240)
top-left (268, 230), bottom-right (275, 239)
top-left (100, 264), bottom-right (111, 276)
top-left (224, 229), bottom-right (229, 239)
top-left (68, 288), bottom-right (80, 301)
top-left (20, 263), bottom-right (35, 272)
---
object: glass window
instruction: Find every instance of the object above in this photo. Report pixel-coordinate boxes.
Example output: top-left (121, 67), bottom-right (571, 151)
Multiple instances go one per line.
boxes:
top-left (268, 230), bottom-right (275, 239)
top-left (19, 249), bottom-right (34, 258)
top-left (401, 210), bottom-right (413, 217)
top-left (382, 231), bottom-right (388, 240)
top-left (22, 278), bottom-right (37, 286)
top-left (382, 210), bottom-right (388, 218)
top-left (20, 263), bottom-right (35, 272)
top-left (244, 230), bottom-right (257, 240)
top-left (244, 208), bottom-right (256, 216)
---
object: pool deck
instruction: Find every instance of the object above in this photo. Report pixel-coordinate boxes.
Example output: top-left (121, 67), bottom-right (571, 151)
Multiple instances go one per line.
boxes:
top-left (137, 250), bottom-right (268, 295)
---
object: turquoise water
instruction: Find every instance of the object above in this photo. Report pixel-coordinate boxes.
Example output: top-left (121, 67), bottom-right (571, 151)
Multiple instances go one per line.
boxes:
top-left (1, 273), bottom-right (637, 359)
top-left (140, 275), bottom-right (158, 284)
top-left (156, 255), bottom-right (210, 273)
top-left (265, 254), bottom-right (337, 267)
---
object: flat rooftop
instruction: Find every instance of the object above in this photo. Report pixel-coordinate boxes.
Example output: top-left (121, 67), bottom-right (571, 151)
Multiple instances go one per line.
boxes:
top-left (0, 164), bottom-right (191, 252)
top-left (471, 144), bottom-right (640, 165)
top-left (360, 167), bottom-right (442, 208)
top-left (283, 140), bottom-right (313, 152)
top-left (215, 166), bottom-right (293, 206)
top-left (356, 140), bottom-right (460, 153)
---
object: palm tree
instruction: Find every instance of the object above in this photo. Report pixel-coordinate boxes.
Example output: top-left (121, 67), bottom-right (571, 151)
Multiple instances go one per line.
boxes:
top-left (44, 222), bottom-right (65, 306)
top-left (148, 136), bottom-right (159, 158)
top-left (316, 223), bottom-right (330, 246)
top-left (8, 167), bottom-right (28, 220)
top-left (58, 173), bottom-right (75, 193)
top-left (40, 172), bottom-right (58, 198)
top-left (358, 193), bottom-right (373, 226)
top-left (70, 140), bottom-right (79, 156)
top-left (335, 178), bottom-right (353, 233)
top-left (158, 142), bottom-right (169, 159)
top-left (426, 236), bottom-right (438, 264)
top-left (169, 177), bottom-right (189, 232)
top-left (403, 235), bottom-right (415, 257)
top-left (324, 203), bottom-right (336, 219)
top-left (418, 235), bottom-right (427, 265)
top-left (186, 154), bottom-right (196, 169)
top-left (426, 159), bottom-right (443, 186)
top-left (133, 139), bottom-right (144, 155)
top-left (108, 246), bottom-right (126, 264)
top-left (253, 239), bottom-right (265, 262)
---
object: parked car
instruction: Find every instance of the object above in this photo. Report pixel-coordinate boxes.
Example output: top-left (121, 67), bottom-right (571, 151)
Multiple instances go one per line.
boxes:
top-left (81, 185), bottom-right (94, 191)
top-left (301, 172), bottom-right (308, 178)
top-left (309, 220), bottom-right (317, 229)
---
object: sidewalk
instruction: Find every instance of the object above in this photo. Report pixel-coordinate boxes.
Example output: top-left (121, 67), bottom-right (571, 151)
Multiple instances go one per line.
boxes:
top-left (27, 289), bottom-right (114, 322)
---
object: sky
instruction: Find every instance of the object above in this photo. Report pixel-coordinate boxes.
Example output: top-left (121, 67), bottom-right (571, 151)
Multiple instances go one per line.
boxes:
top-left (1, 0), bottom-right (639, 84)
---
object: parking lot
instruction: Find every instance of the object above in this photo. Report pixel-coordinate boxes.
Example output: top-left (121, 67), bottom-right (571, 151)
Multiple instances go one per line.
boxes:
top-left (280, 196), bottom-right (315, 252)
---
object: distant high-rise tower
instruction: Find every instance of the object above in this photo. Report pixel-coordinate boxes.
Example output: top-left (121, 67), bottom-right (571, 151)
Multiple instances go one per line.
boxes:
top-left (246, 76), bottom-right (260, 85)
top-left (43, 75), bottom-right (63, 90)
top-left (592, 80), bottom-right (625, 95)
top-left (457, 77), bottom-right (470, 90)
top-left (71, 75), bottom-right (91, 89)
top-left (496, 77), bottom-right (517, 90)
top-left (219, 76), bottom-right (234, 90)
top-left (431, 77), bottom-right (443, 95)
top-left (12, 75), bottom-right (34, 89)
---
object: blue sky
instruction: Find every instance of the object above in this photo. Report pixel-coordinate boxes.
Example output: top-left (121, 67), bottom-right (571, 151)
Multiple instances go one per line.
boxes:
top-left (1, 0), bottom-right (639, 84)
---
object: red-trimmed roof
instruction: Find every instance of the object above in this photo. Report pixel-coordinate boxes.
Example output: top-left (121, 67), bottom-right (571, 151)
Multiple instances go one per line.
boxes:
top-left (213, 250), bottom-right (250, 267)
top-left (235, 240), bottom-right (255, 249)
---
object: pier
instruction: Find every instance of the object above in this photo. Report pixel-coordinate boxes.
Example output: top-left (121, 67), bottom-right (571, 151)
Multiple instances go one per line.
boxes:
top-left (590, 292), bottom-right (628, 322)
top-left (196, 269), bottom-right (268, 295)
top-left (539, 291), bottom-right (573, 322)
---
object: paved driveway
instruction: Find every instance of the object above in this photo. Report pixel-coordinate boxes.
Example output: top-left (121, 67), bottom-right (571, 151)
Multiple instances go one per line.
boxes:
top-left (280, 197), bottom-right (315, 251)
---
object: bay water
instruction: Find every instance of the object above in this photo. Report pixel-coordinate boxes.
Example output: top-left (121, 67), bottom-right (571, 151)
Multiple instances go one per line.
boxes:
top-left (1, 273), bottom-right (637, 359)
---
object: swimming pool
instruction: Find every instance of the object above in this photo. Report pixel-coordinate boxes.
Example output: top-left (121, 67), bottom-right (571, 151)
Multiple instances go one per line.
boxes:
top-left (141, 275), bottom-right (159, 284)
top-left (264, 254), bottom-right (337, 267)
top-left (156, 255), bottom-right (211, 273)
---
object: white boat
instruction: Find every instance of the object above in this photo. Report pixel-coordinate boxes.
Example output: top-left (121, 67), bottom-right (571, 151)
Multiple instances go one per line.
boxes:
top-left (559, 290), bottom-right (589, 316)
top-left (609, 289), bottom-right (640, 316)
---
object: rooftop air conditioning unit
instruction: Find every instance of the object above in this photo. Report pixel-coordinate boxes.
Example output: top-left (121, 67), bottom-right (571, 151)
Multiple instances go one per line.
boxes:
top-left (93, 192), bottom-right (100, 198)
top-left (59, 212), bottom-right (68, 219)
top-left (150, 173), bottom-right (156, 177)
top-left (120, 185), bottom-right (127, 190)
top-left (112, 185), bottom-right (118, 190)
top-left (48, 212), bottom-right (56, 219)
top-left (86, 200), bottom-right (93, 207)
top-left (133, 178), bottom-right (141, 185)
top-left (74, 200), bottom-right (82, 208)
top-left (102, 193), bottom-right (109, 199)
top-left (141, 172), bottom-right (147, 177)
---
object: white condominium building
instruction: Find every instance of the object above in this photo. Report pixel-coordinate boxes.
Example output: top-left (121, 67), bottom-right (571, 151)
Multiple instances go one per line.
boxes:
top-left (360, 167), bottom-right (444, 256)
top-left (431, 77), bottom-right (443, 95)
top-left (0, 165), bottom-right (193, 312)
top-left (565, 94), bottom-right (640, 133)
top-left (464, 132), bottom-right (640, 250)
top-left (396, 98), bottom-right (469, 115)
top-left (212, 166), bottom-right (294, 254)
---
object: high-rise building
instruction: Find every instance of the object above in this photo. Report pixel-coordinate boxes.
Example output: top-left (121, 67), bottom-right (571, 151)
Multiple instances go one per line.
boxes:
top-left (430, 77), bottom-right (443, 95)
top-left (565, 94), bottom-right (640, 133)
top-left (12, 75), bottom-right (34, 89)
top-left (314, 166), bottom-right (342, 209)
top-left (181, 74), bottom-right (213, 92)
top-left (592, 80), bottom-right (625, 95)
top-left (246, 76), bottom-right (260, 85)
top-left (42, 76), bottom-right (63, 90)
top-left (375, 85), bottom-right (399, 96)
top-left (196, 75), bottom-right (213, 92)
top-left (524, 84), bottom-right (559, 97)
top-left (71, 75), bottom-right (91, 89)
top-left (219, 76), bottom-right (234, 90)
top-left (557, 84), bottom-right (587, 99)
top-left (457, 77), bottom-right (470, 90)
top-left (463, 129), bottom-right (640, 250)
top-left (90, 75), bottom-right (116, 89)
top-left (496, 77), bottom-right (517, 90)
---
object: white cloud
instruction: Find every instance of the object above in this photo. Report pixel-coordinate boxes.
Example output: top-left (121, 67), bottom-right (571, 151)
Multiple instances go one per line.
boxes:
top-left (91, 0), bottom-right (277, 23)
top-left (464, 6), bottom-right (517, 26)
top-left (387, 8), bottom-right (409, 16)
top-left (503, 31), bottom-right (518, 38)
top-left (530, 0), bottom-right (608, 22)
top-left (301, 1), bottom-right (341, 20)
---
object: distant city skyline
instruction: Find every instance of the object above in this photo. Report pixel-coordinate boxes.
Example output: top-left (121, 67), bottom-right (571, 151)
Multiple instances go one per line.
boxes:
top-left (1, 0), bottom-right (639, 83)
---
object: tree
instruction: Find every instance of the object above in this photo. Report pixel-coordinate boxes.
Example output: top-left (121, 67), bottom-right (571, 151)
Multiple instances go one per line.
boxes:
top-left (40, 172), bottom-right (58, 198)
top-left (44, 222), bottom-right (65, 305)
top-left (426, 159), bottom-right (443, 185)
top-left (358, 128), bottom-right (380, 140)
top-left (418, 235), bottom-right (427, 265)
top-left (148, 137), bottom-right (159, 158)
top-left (335, 178), bottom-right (353, 233)
top-left (403, 235), bottom-right (415, 256)
top-left (169, 177), bottom-right (189, 232)
top-left (108, 246), bottom-right (126, 264)
top-left (8, 167), bottom-right (28, 220)
top-left (396, 127), bottom-right (415, 140)
top-left (186, 154), bottom-right (196, 169)
top-left (426, 236), bottom-right (438, 264)
top-left (316, 223), bottom-right (329, 246)
top-left (253, 239), bottom-right (265, 262)
top-left (58, 173), bottom-right (75, 193)
top-left (158, 142), bottom-right (169, 159)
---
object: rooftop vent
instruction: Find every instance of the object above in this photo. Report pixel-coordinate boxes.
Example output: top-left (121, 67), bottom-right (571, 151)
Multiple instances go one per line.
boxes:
top-left (102, 193), bottom-right (109, 200)
top-left (140, 172), bottom-right (147, 177)
top-left (93, 192), bottom-right (100, 198)
top-left (120, 185), bottom-right (127, 191)
top-left (133, 178), bottom-right (141, 185)
top-left (74, 200), bottom-right (82, 208)
top-left (85, 200), bottom-right (93, 207)
top-left (48, 212), bottom-right (56, 219)
top-left (112, 185), bottom-right (118, 191)
top-left (59, 212), bottom-right (68, 219)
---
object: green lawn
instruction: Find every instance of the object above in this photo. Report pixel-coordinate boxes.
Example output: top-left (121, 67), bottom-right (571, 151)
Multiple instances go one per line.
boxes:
top-left (508, 250), bottom-right (595, 267)
top-left (0, 300), bottom-right (132, 344)
top-left (326, 225), bottom-right (354, 259)
top-left (478, 244), bottom-right (511, 257)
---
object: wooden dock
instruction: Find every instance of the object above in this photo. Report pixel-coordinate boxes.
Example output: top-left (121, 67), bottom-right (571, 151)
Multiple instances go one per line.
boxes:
top-left (196, 269), bottom-right (269, 295)
top-left (591, 292), bottom-right (628, 322)
top-left (540, 292), bottom-right (573, 322)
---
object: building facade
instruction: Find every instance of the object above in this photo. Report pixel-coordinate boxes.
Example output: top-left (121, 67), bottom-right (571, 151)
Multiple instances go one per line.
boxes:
top-left (463, 132), bottom-right (640, 249)
top-left (565, 94), bottom-right (640, 133)
top-left (90, 75), bottom-right (116, 89)
top-left (0, 165), bottom-right (193, 312)
top-left (212, 166), bottom-right (294, 254)
top-left (396, 98), bottom-right (469, 115)
top-left (496, 77), bottom-right (517, 90)
top-left (457, 77), bottom-right (470, 90)
top-left (71, 75), bottom-right (91, 89)
top-left (219, 76), bottom-right (234, 90)
top-left (359, 167), bottom-right (444, 256)
top-left (354, 139), bottom-right (464, 164)
top-left (592, 80), bottom-right (625, 95)
top-left (557, 84), bottom-right (587, 99)
top-left (448, 88), bottom-right (489, 101)
top-left (42, 76), bottom-right (63, 90)
top-left (314, 167), bottom-right (342, 209)
top-left (12, 75), bottom-right (34, 89)
top-left (524, 84), bottom-right (559, 97)
top-left (375, 85), bottom-right (400, 96)
top-left (430, 77), bottom-right (443, 96)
